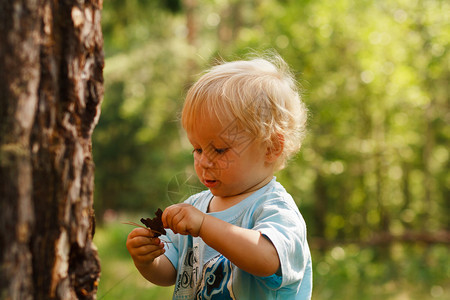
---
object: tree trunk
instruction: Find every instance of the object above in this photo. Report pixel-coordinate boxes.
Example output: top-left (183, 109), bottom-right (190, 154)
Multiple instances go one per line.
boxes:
top-left (0, 1), bottom-right (104, 299)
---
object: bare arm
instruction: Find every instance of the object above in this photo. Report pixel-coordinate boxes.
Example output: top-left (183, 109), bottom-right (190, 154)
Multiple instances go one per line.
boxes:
top-left (126, 228), bottom-right (177, 286)
top-left (163, 204), bottom-right (280, 277)
top-left (200, 214), bottom-right (280, 277)
top-left (134, 255), bottom-right (176, 286)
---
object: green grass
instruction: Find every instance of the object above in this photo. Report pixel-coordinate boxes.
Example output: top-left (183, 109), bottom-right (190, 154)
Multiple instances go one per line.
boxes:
top-left (94, 217), bottom-right (449, 299)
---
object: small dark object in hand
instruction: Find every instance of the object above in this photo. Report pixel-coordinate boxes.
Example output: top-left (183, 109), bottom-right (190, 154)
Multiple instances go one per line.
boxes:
top-left (140, 208), bottom-right (166, 237)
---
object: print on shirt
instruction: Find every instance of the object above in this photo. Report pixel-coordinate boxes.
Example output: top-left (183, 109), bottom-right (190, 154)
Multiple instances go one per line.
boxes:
top-left (174, 245), bottom-right (201, 298)
top-left (195, 255), bottom-right (235, 300)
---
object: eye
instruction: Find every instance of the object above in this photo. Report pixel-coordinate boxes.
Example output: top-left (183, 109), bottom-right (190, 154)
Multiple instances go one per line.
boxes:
top-left (214, 148), bottom-right (229, 155)
top-left (192, 148), bottom-right (202, 154)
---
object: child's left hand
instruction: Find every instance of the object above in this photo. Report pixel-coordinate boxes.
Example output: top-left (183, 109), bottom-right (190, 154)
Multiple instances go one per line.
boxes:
top-left (162, 203), bottom-right (205, 237)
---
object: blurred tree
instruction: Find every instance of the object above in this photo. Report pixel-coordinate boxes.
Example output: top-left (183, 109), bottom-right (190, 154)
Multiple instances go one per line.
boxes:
top-left (0, 0), bottom-right (103, 298)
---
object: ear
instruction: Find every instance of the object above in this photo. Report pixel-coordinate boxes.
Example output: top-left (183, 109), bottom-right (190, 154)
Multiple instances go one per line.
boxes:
top-left (265, 134), bottom-right (284, 163)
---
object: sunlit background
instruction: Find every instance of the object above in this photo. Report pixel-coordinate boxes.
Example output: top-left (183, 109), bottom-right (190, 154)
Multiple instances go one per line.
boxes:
top-left (92, 0), bottom-right (449, 299)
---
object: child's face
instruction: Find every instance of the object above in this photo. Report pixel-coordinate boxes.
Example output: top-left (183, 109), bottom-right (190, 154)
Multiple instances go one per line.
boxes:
top-left (187, 115), bottom-right (274, 199)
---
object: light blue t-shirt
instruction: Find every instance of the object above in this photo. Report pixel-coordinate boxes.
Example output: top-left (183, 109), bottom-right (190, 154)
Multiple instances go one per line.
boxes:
top-left (164, 177), bottom-right (312, 299)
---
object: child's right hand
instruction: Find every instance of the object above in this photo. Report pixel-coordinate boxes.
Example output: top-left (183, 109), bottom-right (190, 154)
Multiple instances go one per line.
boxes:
top-left (126, 228), bottom-right (165, 267)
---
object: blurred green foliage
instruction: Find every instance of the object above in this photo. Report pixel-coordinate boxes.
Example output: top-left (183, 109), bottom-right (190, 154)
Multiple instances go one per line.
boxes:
top-left (95, 218), bottom-right (449, 299)
top-left (93, 0), bottom-right (449, 298)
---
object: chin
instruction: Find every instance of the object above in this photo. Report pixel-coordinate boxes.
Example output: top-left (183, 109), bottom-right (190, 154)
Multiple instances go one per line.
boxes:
top-left (209, 189), bottom-right (229, 197)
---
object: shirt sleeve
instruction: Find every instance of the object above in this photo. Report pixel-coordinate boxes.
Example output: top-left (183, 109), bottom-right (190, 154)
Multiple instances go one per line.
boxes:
top-left (252, 195), bottom-right (310, 289)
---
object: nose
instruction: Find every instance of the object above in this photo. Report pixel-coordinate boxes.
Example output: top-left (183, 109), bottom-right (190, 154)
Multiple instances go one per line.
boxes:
top-left (198, 152), bottom-right (214, 168)
top-left (198, 148), bottom-right (215, 169)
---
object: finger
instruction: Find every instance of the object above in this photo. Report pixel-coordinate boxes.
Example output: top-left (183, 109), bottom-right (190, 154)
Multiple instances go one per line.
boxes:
top-left (128, 240), bottom-right (163, 260)
top-left (128, 227), bottom-right (154, 239)
top-left (134, 242), bottom-right (164, 256)
top-left (171, 208), bottom-right (186, 226)
top-left (175, 223), bottom-right (188, 235)
top-left (162, 205), bottom-right (178, 228)
top-left (136, 247), bottom-right (166, 263)
top-left (162, 205), bottom-right (180, 232)
top-left (127, 236), bottom-right (160, 251)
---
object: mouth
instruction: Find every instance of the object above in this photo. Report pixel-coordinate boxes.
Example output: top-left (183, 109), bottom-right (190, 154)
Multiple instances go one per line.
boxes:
top-left (203, 179), bottom-right (218, 188)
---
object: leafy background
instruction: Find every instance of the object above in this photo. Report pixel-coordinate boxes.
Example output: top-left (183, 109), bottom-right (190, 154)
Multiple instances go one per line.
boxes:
top-left (93, 0), bottom-right (449, 299)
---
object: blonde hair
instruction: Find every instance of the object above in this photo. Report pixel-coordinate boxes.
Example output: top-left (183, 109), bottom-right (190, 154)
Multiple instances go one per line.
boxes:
top-left (181, 54), bottom-right (308, 170)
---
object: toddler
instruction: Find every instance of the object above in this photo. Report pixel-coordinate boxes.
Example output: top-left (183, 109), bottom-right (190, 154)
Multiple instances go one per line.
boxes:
top-left (126, 54), bottom-right (312, 299)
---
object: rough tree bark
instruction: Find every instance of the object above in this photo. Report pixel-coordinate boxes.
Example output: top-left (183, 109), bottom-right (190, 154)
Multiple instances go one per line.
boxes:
top-left (0, 1), bottom-right (103, 299)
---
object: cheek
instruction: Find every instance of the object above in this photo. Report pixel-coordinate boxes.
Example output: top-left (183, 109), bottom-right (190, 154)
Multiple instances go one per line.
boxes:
top-left (194, 161), bottom-right (201, 173)
top-left (215, 154), bottom-right (234, 171)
